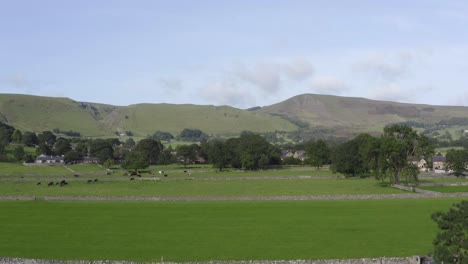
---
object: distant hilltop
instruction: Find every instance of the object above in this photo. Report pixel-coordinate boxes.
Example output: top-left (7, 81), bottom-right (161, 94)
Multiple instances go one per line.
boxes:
top-left (1, 93), bottom-right (468, 140)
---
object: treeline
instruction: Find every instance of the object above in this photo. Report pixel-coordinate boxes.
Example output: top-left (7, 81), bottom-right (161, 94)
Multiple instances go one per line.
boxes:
top-left (0, 121), bottom-right (450, 182)
top-left (330, 125), bottom-right (434, 184)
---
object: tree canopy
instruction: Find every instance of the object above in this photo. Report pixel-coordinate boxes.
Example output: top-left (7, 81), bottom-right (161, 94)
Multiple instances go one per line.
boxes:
top-left (445, 149), bottom-right (468, 176)
top-left (432, 200), bottom-right (468, 263)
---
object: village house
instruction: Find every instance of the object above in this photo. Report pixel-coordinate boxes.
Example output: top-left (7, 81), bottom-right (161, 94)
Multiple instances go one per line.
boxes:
top-left (432, 156), bottom-right (446, 170)
top-left (35, 154), bottom-right (64, 164)
top-left (82, 156), bottom-right (100, 164)
top-left (409, 158), bottom-right (428, 172)
top-left (280, 150), bottom-right (294, 161)
top-left (293, 150), bottom-right (307, 161)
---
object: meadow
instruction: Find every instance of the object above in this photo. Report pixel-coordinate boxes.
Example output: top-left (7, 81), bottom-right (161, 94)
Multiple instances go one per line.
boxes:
top-left (419, 185), bottom-right (468, 193)
top-left (0, 162), bottom-right (71, 176)
top-left (0, 198), bottom-right (463, 262)
top-left (1, 161), bottom-right (467, 262)
top-left (0, 178), bottom-right (405, 197)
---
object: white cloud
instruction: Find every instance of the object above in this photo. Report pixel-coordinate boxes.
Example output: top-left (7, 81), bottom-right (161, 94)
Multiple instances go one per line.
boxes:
top-left (235, 62), bottom-right (282, 93)
top-left (229, 58), bottom-right (315, 98)
top-left (368, 83), bottom-right (414, 102)
top-left (309, 75), bottom-right (348, 95)
top-left (200, 79), bottom-right (255, 107)
top-left (283, 58), bottom-right (315, 81)
top-left (353, 52), bottom-right (413, 82)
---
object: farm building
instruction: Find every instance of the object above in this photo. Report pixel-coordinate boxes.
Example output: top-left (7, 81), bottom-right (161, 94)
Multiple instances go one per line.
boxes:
top-left (35, 154), bottom-right (64, 164)
top-left (432, 156), bottom-right (446, 170)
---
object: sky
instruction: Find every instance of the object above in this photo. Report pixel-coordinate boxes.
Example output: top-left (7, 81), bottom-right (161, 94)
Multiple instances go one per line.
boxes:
top-left (1, 0), bottom-right (468, 108)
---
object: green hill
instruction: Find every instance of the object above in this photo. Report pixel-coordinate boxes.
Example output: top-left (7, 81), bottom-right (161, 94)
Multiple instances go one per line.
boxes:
top-left (2, 93), bottom-right (468, 139)
top-left (257, 94), bottom-right (468, 136)
top-left (0, 94), bottom-right (297, 137)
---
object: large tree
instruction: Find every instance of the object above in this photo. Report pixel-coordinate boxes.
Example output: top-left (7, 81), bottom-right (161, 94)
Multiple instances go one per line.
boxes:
top-left (134, 139), bottom-right (163, 164)
top-left (305, 139), bottom-right (330, 169)
top-left (207, 140), bottom-right (229, 171)
top-left (176, 144), bottom-right (198, 167)
top-left (121, 151), bottom-right (150, 172)
top-left (37, 131), bottom-right (56, 146)
top-left (445, 149), bottom-right (468, 176)
top-left (237, 134), bottom-right (279, 170)
top-left (378, 125), bottom-right (434, 184)
top-left (432, 200), bottom-right (468, 263)
top-left (89, 139), bottom-right (115, 163)
top-left (21, 131), bottom-right (38, 147)
top-left (53, 137), bottom-right (71, 156)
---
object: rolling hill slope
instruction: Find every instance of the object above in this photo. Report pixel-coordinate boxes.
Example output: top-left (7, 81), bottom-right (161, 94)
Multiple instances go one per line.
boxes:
top-left (0, 94), bottom-right (298, 137)
top-left (2, 93), bottom-right (468, 138)
top-left (257, 94), bottom-right (468, 135)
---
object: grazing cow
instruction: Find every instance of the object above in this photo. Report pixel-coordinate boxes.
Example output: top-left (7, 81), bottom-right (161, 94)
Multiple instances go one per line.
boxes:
top-left (183, 170), bottom-right (187, 173)
top-left (37, 182), bottom-right (41, 186)
top-left (130, 177), bottom-right (135, 181)
top-left (55, 182), bottom-right (60, 185)
top-left (87, 179), bottom-right (93, 183)
top-left (164, 174), bottom-right (168, 177)
top-left (74, 174), bottom-right (79, 177)
top-left (48, 182), bottom-right (54, 186)
top-left (158, 170), bottom-right (164, 174)
top-left (137, 174), bottom-right (141, 177)
top-left (94, 179), bottom-right (98, 182)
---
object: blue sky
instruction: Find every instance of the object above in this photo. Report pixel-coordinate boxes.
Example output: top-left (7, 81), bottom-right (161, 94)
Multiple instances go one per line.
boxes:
top-left (1, 0), bottom-right (468, 108)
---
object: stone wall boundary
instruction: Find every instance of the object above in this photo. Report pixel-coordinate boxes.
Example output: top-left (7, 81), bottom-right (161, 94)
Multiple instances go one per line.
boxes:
top-left (0, 256), bottom-right (418, 264)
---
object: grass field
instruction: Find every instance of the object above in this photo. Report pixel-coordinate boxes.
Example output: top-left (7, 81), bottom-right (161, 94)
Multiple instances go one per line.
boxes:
top-left (419, 186), bottom-right (468, 193)
top-left (122, 165), bottom-right (341, 178)
top-left (0, 198), bottom-right (463, 262)
top-left (68, 164), bottom-right (105, 172)
top-left (0, 163), bottom-right (71, 175)
top-left (0, 178), bottom-right (405, 197)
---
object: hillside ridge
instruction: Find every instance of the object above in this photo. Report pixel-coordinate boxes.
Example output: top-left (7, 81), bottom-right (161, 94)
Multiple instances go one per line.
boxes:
top-left (1, 93), bottom-right (468, 138)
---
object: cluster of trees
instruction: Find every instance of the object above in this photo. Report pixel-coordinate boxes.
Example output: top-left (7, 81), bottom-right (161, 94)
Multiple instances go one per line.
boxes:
top-left (52, 128), bottom-right (81, 137)
top-left (0, 121), bottom-right (457, 182)
top-left (178, 128), bottom-right (208, 141)
top-left (445, 149), bottom-right (468, 176)
top-left (330, 125), bottom-right (434, 184)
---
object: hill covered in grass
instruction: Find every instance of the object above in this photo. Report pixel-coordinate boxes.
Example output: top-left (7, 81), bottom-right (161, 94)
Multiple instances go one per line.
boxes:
top-left (2, 93), bottom-right (468, 139)
top-left (257, 94), bottom-right (468, 136)
top-left (0, 94), bottom-right (298, 137)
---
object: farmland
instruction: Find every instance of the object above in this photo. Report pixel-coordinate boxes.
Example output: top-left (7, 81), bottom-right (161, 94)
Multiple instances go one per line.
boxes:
top-left (0, 178), bottom-right (406, 198)
top-left (0, 198), bottom-right (464, 262)
top-left (0, 162), bottom-right (467, 262)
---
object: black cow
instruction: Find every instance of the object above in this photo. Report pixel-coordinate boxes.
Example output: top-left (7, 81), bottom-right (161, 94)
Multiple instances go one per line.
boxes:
top-left (87, 179), bottom-right (93, 183)
top-left (48, 182), bottom-right (54, 186)
top-left (37, 182), bottom-right (41, 186)
top-left (130, 177), bottom-right (135, 181)
top-left (94, 179), bottom-right (98, 182)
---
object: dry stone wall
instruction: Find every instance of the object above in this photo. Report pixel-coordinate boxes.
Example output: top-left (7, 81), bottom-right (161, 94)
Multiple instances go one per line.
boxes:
top-left (0, 257), bottom-right (418, 264)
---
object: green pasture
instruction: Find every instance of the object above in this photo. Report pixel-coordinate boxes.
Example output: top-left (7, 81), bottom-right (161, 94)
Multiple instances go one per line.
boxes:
top-left (68, 164), bottom-right (105, 172)
top-left (0, 178), bottom-right (405, 197)
top-left (418, 177), bottom-right (468, 183)
top-left (124, 165), bottom-right (340, 178)
top-left (419, 185), bottom-right (468, 193)
top-left (0, 198), bottom-right (463, 262)
top-left (0, 163), bottom-right (70, 176)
